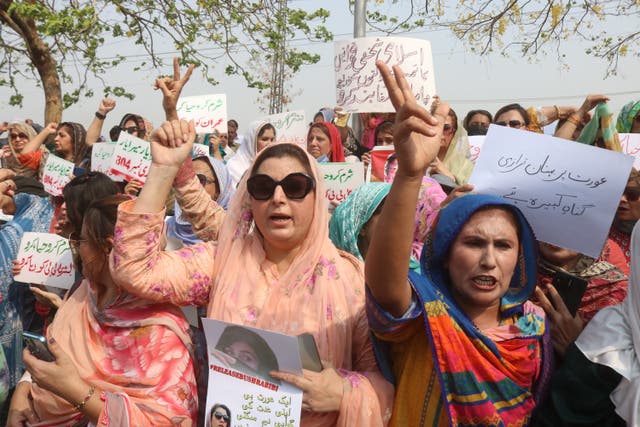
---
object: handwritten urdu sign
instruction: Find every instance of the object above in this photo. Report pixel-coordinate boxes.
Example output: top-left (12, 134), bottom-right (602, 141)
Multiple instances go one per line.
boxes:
top-left (620, 133), bottom-right (640, 170)
top-left (469, 125), bottom-right (634, 258)
top-left (14, 232), bottom-right (75, 289)
top-left (110, 132), bottom-right (152, 183)
top-left (468, 135), bottom-right (486, 163)
top-left (202, 319), bottom-right (303, 427)
top-left (192, 143), bottom-right (210, 158)
top-left (176, 93), bottom-right (227, 134)
top-left (334, 36), bottom-right (436, 113)
top-left (319, 162), bottom-right (364, 206)
top-left (91, 142), bottom-right (123, 181)
top-left (262, 110), bottom-right (307, 149)
top-left (42, 155), bottom-right (74, 197)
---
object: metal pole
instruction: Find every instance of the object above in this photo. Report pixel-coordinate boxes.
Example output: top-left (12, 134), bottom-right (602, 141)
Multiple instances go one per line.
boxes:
top-left (352, 0), bottom-right (366, 143)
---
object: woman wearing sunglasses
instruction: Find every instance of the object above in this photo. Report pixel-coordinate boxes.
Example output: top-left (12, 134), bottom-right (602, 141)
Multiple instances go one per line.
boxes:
top-left (166, 154), bottom-right (234, 248)
top-left (3, 122), bottom-right (49, 180)
top-left (110, 119), bottom-right (393, 426)
top-left (210, 403), bottom-right (231, 427)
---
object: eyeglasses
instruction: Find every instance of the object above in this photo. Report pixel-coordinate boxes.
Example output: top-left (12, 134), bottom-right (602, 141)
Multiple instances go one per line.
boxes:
top-left (247, 173), bottom-right (315, 200)
top-left (213, 412), bottom-right (230, 422)
top-left (9, 132), bottom-right (28, 140)
top-left (121, 126), bottom-right (139, 135)
top-left (495, 120), bottom-right (524, 128)
top-left (196, 173), bottom-right (216, 186)
top-left (624, 187), bottom-right (640, 202)
top-left (68, 232), bottom-right (87, 251)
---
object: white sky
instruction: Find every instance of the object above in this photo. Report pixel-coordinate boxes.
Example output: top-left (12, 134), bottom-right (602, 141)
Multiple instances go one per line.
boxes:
top-left (1, 0), bottom-right (639, 135)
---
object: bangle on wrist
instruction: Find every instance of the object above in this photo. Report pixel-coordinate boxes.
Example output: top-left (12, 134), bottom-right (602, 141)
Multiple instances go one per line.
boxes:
top-left (74, 386), bottom-right (95, 411)
top-left (95, 111), bottom-right (106, 120)
top-left (566, 114), bottom-right (581, 127)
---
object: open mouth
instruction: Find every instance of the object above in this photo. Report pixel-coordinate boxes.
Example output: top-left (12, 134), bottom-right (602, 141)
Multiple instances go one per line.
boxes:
top-left (471, 276), bottom-right (497, 290)
top-left (269, 214), bottom-right (291, 225)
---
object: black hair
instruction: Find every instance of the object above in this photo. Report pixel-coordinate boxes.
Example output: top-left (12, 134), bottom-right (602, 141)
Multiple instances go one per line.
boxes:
top-left (494, 103), bottom-right (530, 127)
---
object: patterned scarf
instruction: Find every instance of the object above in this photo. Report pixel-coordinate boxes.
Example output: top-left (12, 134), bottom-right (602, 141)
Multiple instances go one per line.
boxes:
top-left (616, 100), bottom-right (640, 133)
top-left (412, 194), bottom-right (552, 426)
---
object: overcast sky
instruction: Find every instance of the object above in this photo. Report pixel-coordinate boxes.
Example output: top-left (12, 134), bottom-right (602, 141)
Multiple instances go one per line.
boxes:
top-left (2, 0), bottom-right (639, 135)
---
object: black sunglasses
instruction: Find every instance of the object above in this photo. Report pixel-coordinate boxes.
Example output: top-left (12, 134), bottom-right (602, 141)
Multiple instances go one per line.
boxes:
top-left (196, 173), bottom-right (216, 186)
top-left (213, 411), bottom-right (230, 422)
top-left (495, 120), bottom-right (524, 128)
top-left (624, 187), bottom-right (640, 202)
top-left (9, 132), bottom-right (28, 140)
top-left (121, 126), bottom-right (139, 135)
top-left (247, 173), bottom-right (315, 200)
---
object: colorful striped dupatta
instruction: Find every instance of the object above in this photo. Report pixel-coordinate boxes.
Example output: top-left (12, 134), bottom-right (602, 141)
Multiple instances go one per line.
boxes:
top-left (412, 194), bottom-right (552, 426)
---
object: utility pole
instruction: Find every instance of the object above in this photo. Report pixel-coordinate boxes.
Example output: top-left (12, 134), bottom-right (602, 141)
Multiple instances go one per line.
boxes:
top-left (352, 0), bottom-right (366, 140)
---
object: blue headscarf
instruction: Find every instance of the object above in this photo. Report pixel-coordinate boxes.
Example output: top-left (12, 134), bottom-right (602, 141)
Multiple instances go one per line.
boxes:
top-left (415, 193), bottom-right (538, 319)
top-left (329, 183), bottom-right (390, 260)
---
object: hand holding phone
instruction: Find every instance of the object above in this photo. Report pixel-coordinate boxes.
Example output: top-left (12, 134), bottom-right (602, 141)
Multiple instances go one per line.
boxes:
top-left (23, 332), bottom-right (56, 362)
top-left (551, 270), bottom-right (588, 317)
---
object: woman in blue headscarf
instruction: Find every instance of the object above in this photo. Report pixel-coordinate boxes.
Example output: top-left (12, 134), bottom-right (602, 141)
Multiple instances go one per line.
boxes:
top-left (0, 174), bottom-right (54, 419)
top-left (365, 62), bottom-right (551, 426)
top-left (166, 155), bottom-right (234, 248)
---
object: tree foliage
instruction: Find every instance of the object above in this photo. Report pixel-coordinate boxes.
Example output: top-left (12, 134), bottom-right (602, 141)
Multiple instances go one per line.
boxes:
top-left (363, 0), bottom-right (639, 76)
top-left (0, 0), bottom-right (331, 122)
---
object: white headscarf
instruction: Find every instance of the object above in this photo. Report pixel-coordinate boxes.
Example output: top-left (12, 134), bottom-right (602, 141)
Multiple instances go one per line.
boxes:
top-left (225, 119), bottom-right (269, 187)
top-left (576, 221), bottom-right (640, 425)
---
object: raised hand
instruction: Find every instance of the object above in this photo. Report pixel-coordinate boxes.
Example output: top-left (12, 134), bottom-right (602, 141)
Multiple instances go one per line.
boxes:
top-left (154, 57), bottom-right (195, 119)
top-left (148, 119), bottom-right (195, 168)
top-left (376, 61), bottom-right (449, 178)
top-left (98, 98), bottom-right (116, 115)
top-left (577, 94), bottom-right (610, 118)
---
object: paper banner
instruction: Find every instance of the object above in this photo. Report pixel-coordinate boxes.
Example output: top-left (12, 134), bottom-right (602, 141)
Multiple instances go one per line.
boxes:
top-left (619, 133), bottom-right (640, 170)
top-left (334, 36), bottom-right (436, 113)
top-left (262, 110), bottom-right (308, 150)
top-left (110, 132), bottom-right (152, 183)
top-left (319, 162), bottom-right (364, 207)
top-left (366, 146), bottom-right (395, 182)
top-left (177, 94), bottom-right (228, 134)
top-left (469, 125), bottom-right (634, 257)
top-left (202, 319), bottom-right (303, 427)
top-left (14, 232), bottom-right (75, 289)
top-left (468, 135), bottom-right (486, 163)
top-left (91, 142), bottom-right (123, 182)
top-left (192, 143), bottom-right (210, 158)
top-left (42, 155), bottom-right (74, 196)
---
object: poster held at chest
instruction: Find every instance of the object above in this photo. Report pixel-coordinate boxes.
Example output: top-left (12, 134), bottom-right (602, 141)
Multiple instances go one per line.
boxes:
top-left (14, 232), bottom-right (75, 289)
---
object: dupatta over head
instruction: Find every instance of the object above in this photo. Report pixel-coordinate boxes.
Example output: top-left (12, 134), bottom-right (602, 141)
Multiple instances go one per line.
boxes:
top-left (410, 193), bottom-right (551, 426)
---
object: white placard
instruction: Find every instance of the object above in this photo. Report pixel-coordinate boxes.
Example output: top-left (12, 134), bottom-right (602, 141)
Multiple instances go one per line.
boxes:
top-left (202, 319), bottom-right (303, 427)
top-left (110, 132), bottom-right (152, 183)
top-left (334, 37), bottom-right (436, 113)
top-left (262, 110), bottom-right (308, 150)
top-left (619, 133), bottom-right (640, 170)
top-left (176, 94), bottom-right (228, 134)
top-left (468, 135), bottom-right (486, 163)
top-left (469, 125), bottom-right (633, 258)
top-left (320, 162), bottom-right (364, 206)
top-left (42, 155), bottom-right (74, 197)
top-left (14, 232), bottom-right (74, 289)
top-left (91, 142), bottom-right (123, 181)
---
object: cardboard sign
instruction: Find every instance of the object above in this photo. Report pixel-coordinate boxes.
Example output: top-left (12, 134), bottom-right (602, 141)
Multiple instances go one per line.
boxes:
top-left (469, 125), bottom-right (634, 257)
top-left (202, 319), bottom-right (303, 427)
top-left (192, 143), bottom-right (210, 158)
top-left (42, 155), bottom-right (74, 196)
top-left (14, 232), bottom-right (75, 289)
top-left (176, 94), bottom-right (227, 134)
top-left (91, 142), bottom-right (123, 181)
top-left (110, 132), bottom-right (152, 183)
top-left (334, 37), bottom-right (436, 113)
top-left (262, 110), bottom-right (307, 150)
top-left (319, 162), bottom-right (364, 206)
top-left (468, 135), bottom-right (486, 163)
top-left (619, 133), bottom-right (640, 170)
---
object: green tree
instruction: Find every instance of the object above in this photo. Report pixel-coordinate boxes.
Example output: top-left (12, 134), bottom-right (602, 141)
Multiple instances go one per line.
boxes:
top-left (0, 0), bottom-right (331, 123)
top-left (363, 0), bottom-right (638, 76)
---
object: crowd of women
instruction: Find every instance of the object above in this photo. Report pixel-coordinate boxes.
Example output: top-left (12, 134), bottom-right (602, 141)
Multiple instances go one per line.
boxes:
top-left (0, 56), bottom-right (639, 426)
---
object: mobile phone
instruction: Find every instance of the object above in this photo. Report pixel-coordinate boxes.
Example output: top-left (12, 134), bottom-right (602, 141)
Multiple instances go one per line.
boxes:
top-left (23, 332), bottom-right (56, 362)
top-left (72, 166), bottom-right (86, 177)
top-left (297, 333), bottom-right (323, 372)
top-left (551, 270), bottom-right (588, 317)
